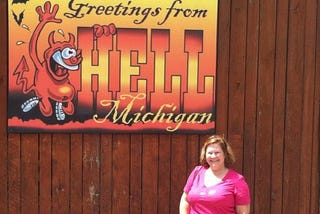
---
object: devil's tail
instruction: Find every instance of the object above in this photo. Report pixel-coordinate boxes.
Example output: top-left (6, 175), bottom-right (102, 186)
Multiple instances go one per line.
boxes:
top-left (13, 56), bottom-right (34, 94)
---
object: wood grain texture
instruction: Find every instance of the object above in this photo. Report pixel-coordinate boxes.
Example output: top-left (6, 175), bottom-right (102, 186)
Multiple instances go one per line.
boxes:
top-left (271, 0), bottom-right (288, 213)
top-left (52, 134), bottom-right (70, 214)
top-left (39, 134), bottom-right (52, 214)
top-left (283, 0), bottom-right (305, 212)
top-left (254, 0), bottom-right (276, 213)
top-left (0, 0), bottom-right (8, 213)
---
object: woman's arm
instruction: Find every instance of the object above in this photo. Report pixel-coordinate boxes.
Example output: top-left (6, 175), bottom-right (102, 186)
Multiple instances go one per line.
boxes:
top-left (236, 204), bottom-right (250, 214)
top-left (179, 192), bottom-right (190, 214)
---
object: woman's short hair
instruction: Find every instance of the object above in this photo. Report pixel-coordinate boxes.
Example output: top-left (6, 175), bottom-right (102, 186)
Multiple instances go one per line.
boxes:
top-left (199, 135), bottom-right (235, 168)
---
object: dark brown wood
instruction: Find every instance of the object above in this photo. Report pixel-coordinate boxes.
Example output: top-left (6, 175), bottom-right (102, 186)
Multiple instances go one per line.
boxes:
top-left (157, 135), bottom-right (171, 214)
top-left (39, 134), bottom-right (52, 214)
top-left (52, 134), bottom-right (70, 214)
top-left (21, 134), bottom-right (38, 214)
top-left (0, 1), bottom-right (8, 213)
top-left (141, 134), bottom-right (158, 214)
top-left (255, 0), bottom-right (277, 213)
top-left (100, 134), bottom-right (113, 214)
top-left (228, 0), bottom-right (247, 173)
top-left (299, 0), bottom-right (317, 212)
top-left (1, 0), bottom-right (320, 213)
top-left (216, 0), bottom-right (231, 135)
top-left (271, 0), bottom-right (289, 213)
top-left (186, 135), bottom-right (201, 171)
top-left (83, 134), bottom-right (100, 214)
top-left (170, 134), bottom-right (188, 214)
top-left (112, 134), bottom-right (130, 213)
top-left (70, 134), bottom-right (83, 214)
top-left (243, 0), bottom-right (259, 212)
top-left (311, 2), bottom-right (320, 213)
top-left (129, 134), bottom-right (142, 214)
top-left (8, 134), bottom-right (20, 214)
top-left (283, 0), bottom-right (306, 212)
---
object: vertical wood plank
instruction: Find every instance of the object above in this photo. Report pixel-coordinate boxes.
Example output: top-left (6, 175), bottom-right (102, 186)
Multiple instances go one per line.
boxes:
top-left (21, 134), bottom-right (39, 214)
top-left (243, 0), bottom-right (259, 211)
top-left (216, 0), bottom-right (231, 134)
top-left (39, 134), bottom-right (52, 214)
top-left (112, 134), bottom-right (130, 213)
top-left (311, 79), bottom-right (319, 213)
top-left (310, 2), bottom-right (320, 212)
top-left (299, 0), bottom-right (317, 212)
top-left (8, 134), bottom-right (21, 214)
top-left (130, 134), bottom-right (142, 214)
top-left (170, 134), bottom-right (187, 214)
top-left (0, 1), bottom-right (8, 213)
top-left (228, 0), bottom-right (247, 172)
top-left (142, 134), bottom-right (159, 214)
top-left (70, 134), bottom-right (83, 214)
top-left (186, 135), bottom-right (200, 171)
top-left (83, 134), bottom-right (100, 214)
top-left (271, 0), bottom-right (289, 213)
top-left (255, 1), bottom-right (277, 213)
top-left (100, 134), bottom-right (113, 214)
top-left (283, 0), bottom-right (305, 212)
top-left (158, 134), bottom-right (171, 214)
top-left (52, 134), bottom-right (70, 214)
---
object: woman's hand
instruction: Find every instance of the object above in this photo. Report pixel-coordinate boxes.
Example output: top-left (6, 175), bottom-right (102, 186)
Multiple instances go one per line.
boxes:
top-left (179, 192), bottom-right (190, 214)
top-left (236, 204), bottom-right (250, 214)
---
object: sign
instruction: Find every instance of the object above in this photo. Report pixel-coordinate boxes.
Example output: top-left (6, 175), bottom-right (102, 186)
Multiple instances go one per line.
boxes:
top-left (8, 0), bottom-right (218, 133)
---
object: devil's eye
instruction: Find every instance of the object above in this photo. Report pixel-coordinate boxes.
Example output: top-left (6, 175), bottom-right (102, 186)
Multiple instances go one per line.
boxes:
top-left (61, 48), bottom-right (76, 59)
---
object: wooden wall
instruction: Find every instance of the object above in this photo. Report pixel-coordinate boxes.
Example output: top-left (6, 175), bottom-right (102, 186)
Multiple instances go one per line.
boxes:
top-left (1, 0), bottom-right (319, 213)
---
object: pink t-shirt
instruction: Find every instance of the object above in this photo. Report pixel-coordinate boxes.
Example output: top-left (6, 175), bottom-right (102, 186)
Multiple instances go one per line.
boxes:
top-left (183, 166), bottom-right (250, 214)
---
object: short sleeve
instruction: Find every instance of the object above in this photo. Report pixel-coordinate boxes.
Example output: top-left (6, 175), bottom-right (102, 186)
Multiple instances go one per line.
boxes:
top-left (234, 177), bottom-right (251, 205)
top-left (183, 166), bottom-right (202, 194)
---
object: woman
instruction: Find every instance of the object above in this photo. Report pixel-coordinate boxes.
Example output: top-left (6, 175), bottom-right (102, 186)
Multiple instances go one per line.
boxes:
top-left (179, 135), bottom-right (250, 214)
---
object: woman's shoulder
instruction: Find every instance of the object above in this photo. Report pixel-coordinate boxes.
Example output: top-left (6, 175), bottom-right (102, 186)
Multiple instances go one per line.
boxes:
top-left (226, 169), bottom-right (250, 197)
top-left (192, 165), bottom-right (206, 172)
top-left (226, 169), bottom-right (246, 182)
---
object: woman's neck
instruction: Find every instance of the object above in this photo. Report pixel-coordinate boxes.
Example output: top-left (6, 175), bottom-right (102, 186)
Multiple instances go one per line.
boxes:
top-left (210, 166), bottom-right (228, 179)
top-left (204, 167), bottom-right (229, 187)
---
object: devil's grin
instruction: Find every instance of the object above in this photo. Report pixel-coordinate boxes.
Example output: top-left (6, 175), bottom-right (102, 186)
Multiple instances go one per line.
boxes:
top-left (50, 50), bottom-right (80, 79)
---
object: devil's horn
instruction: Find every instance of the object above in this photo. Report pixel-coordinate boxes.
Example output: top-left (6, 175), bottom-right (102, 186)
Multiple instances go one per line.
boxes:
top-left (48, 31), bottom-right (55, 46)
top-left (68, 33), bottom-right (75, 45)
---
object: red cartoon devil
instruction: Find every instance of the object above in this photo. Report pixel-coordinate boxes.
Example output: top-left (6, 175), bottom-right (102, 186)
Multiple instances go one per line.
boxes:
top-left (15, 1), bottom-right (116, 121)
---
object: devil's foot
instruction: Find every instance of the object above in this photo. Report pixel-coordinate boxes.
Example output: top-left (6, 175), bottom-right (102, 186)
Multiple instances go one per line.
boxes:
top-left (55, 102), bottom-right (65, 121)
top-left (21, 97), bottom-right (40, 112)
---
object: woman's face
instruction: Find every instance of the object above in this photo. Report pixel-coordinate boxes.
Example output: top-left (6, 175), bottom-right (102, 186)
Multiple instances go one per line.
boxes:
top-left (205, 143), bottom-right (226, 171)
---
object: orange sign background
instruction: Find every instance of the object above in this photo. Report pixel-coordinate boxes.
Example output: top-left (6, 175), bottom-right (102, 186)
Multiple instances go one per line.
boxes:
top-left (8, 0), bottom-right (218, 133)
